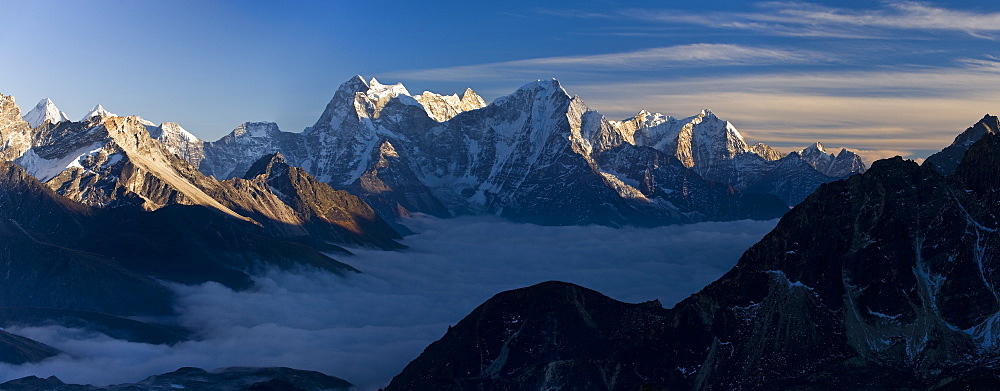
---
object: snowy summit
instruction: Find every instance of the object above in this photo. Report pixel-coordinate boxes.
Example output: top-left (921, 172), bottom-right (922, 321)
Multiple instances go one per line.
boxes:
top-left (81, 104), bottom-right (118, 121)
top-left (22, 98), bottom-right (70, 128)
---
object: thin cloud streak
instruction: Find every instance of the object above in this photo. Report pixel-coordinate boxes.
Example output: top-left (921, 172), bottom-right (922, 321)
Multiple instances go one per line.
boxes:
top-left (629, 1), bottom-right (1000, 39)
top-left (387, 44), bottom-right (828, 81)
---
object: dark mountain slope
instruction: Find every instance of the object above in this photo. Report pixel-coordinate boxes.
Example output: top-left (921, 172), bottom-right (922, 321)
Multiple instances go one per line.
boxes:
top-left (0, 331), bottom-right (61, 366)
top-left (924, 114), bottom-right (999, 175)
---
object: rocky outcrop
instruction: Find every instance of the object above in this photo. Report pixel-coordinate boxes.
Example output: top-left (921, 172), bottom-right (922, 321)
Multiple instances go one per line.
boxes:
top-left (0, 93), bottom-right (33, 161)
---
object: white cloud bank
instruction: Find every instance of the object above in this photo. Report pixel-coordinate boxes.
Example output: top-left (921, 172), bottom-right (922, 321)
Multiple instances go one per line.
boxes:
top-left (0, 216), bottom-right (778, 390)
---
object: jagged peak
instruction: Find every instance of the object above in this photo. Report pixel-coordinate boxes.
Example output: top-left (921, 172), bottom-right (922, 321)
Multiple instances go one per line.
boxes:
top-left (366, 77), bottom-right (410, 100)
top-left (243, 151), bottom-right (290, 180)
top-left (23, 98), bottom-right (69, 128)
top-left (495, 78), bottom-right (570, 106)
top-left (803, 142), bottom-right (826, 154)
top-left (81, 104), bottom-right (117, 121)
top-left (342, 75), bottom-right (369, 91)
top-left (836, 147), bottom-right (857, 157)
top-left (460, 88), bottom-right (486, 108)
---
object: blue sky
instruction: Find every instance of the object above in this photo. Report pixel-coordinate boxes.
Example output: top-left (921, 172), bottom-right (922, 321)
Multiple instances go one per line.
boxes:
top-left (2, 1), bottom-right (999, 161)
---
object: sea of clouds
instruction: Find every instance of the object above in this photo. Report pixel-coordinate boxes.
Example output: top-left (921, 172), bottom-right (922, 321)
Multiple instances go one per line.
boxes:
top-left (0, 216), bottom-right (778, 390)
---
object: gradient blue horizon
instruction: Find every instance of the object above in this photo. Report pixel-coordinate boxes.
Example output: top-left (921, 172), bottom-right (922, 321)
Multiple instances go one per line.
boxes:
top-left (2, 0), bottom-right (999, 160)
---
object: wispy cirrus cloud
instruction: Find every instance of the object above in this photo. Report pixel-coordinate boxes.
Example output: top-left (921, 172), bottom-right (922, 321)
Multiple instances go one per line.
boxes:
top-left (630, 1), bottom-right (1000, 39)
top-left (387, 43), bottom-right (829, 81)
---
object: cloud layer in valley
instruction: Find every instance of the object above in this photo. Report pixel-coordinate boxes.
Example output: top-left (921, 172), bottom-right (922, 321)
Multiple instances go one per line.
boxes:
top-left (0, 216), bottom-right (778, 390)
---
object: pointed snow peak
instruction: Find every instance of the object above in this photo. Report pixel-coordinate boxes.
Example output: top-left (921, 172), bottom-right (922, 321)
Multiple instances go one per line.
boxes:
top-left (800, 142), bottom-right (831, 159)
top-left (700, 109), bottom-right (715, 118)
top-left (499, 78), bottom-right (570, 105)
top-left (23, 98), bottom-right (70, 128)
top-left (81, 104), bottom-right (117, 121)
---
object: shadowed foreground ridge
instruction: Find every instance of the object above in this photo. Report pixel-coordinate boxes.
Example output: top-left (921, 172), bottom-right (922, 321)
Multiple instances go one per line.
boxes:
top-left (0, 367), bottom-right (353, 391)
top-left (386, 134), bottom-right (1000, 390)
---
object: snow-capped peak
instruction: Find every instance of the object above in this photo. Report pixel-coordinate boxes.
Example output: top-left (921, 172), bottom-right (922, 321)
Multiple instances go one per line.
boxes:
top-left (159, 122), bottom-right (200, 142)
top-left (82, 104), bottom-right (118, 121)
top-left (413, 87), bottom-right (488, 122)
top-left (23, 98), bottom-right (70, 128)
top-left (495, 78), bottom-right (570, 106)
top-left (805, 142), bottom-right (826, 153)
top-left (367, 77), bottom-right (410, 101)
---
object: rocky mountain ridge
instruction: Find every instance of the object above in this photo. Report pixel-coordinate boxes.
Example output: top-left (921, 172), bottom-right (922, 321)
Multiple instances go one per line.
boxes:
top-left (198, 76), bottom-right (866, 226)
top-left (0, 93), bottom-right (401, 249)
top-left (924, 113), bottom-right (999, 175)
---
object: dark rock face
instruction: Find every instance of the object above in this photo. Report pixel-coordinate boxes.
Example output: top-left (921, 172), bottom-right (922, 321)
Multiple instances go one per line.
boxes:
top-left (386, 282), bottom-right (670, 391)
top-left (0, 160), bottom-right (175, 315)
top-left (744, 152), bottom-right (853, 205)
top-left (0, 367), bottom-right (353, 391)
top-left (0, 331), bottom-right (61, 366)
top-left (0, 160), bottom-right (357, 316)
top-left (592, 145), bottom-right (789, 225)
top-left (924, 114), bottom-right (1000, 175)
top-left (387, 134), bottom-right (1000, 390)
top-left (241, 152), bottom-right (403, 249)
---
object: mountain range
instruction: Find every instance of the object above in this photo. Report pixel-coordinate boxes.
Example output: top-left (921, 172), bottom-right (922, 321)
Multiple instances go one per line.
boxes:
top-left (4, 77), bottom-right (869, 233)
top-left (192, 76), bottom-right (865, 226)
